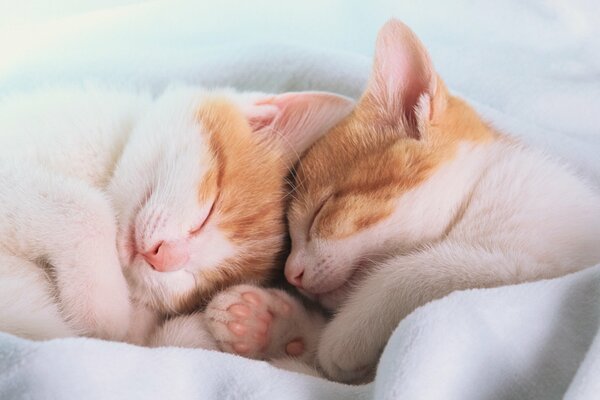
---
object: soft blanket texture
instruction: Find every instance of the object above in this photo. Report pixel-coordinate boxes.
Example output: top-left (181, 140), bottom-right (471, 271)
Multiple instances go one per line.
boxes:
top-left (1, 1), bottom-right (599, 399)
top-left (1, 266), bottom-right (599, 399)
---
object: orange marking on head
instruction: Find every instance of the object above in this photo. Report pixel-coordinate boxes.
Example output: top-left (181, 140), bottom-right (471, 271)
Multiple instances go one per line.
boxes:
top-left (292, 76), bottom-right (496, 241)
top-left (172, 97), bottom-right (292, 312)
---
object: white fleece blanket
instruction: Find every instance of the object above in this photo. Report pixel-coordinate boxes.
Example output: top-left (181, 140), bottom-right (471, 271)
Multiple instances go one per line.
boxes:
top-left (1, 1), bottom-right (599, 399)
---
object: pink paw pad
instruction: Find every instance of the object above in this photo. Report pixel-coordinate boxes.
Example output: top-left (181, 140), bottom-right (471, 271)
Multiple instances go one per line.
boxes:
top-left (242, 292), bottom-right (261, 305)
top-left (209, 286), bottom-right (308, 360)
top-left (285, 338), bottom-right (304, 357)
top-left (228, 304), bottom-right (250, 317)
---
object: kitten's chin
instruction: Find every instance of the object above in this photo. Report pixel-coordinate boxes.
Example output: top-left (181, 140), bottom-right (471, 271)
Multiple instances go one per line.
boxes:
top-left (303, 277), bottom-right (353, 310)
top-left (124, 258), bottom-right (199, 314)
top-left (316, 288), bottom-right (350, 310)
top-left (312, 261), bottom-right (372, 311)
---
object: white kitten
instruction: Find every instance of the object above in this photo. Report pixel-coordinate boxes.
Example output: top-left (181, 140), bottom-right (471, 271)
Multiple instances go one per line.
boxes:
top-left (0, 84), bottom-right (353, 344)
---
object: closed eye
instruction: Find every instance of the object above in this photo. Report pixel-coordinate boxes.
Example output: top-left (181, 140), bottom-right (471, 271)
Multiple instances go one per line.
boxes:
top-left (308, 194), bottom-right (333, 238)
top-left (189, 198), bottom-right (217, 236)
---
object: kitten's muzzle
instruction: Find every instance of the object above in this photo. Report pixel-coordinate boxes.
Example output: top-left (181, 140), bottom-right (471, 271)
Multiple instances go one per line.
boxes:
top-left (285, 263), bottom-right (305, 288)
top-left (142, 239), bottom-right (190, 272)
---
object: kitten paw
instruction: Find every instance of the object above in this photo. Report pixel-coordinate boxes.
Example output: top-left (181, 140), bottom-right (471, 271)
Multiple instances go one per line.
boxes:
top-left (59, 254), bottom-right (131, 341)
top-left (317, 312), bottom-right (380, 383)
top-left (206, 285), bottom-right (323, 362)
top-left (66, 277), bottom-right (132, 341)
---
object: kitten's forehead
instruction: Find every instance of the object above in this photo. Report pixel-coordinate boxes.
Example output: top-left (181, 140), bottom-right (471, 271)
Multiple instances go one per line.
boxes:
top-left (185, 96), bottom-right (289, 300)
top-left (292, 112), bottom-right (398, 205)
top-left (195, 94), bottom-right (287, 230)
top-left (292, 95), bottom-right (495, 239)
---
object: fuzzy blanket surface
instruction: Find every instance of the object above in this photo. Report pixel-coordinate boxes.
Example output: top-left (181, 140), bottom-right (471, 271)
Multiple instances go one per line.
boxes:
top-left (1, 1), bottom-right (599, 399)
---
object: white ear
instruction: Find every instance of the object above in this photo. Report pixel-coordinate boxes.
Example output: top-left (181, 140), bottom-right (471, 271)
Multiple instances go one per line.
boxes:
top-left (244, 92), bottom-right (354, 161)
top-left (367, 19), bottom-right (440, 138)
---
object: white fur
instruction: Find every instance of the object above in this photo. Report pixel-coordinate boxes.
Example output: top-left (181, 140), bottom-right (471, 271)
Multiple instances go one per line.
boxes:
top-left (0, 87), bottom-right (145, 340)
top-left (0, 86), bottom-right (239, 340)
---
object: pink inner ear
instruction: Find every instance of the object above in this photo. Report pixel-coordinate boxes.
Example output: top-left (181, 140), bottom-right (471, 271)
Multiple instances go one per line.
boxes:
top-left (243, 91), bottom-right (354, 158)
top-left (370, 19), bottom-right (434, 135)
top-left (244, 102), bottom-right (280, 131)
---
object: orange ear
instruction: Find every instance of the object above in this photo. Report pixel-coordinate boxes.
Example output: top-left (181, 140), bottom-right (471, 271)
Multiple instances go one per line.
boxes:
top-left (244, 92), bottom-right (354, 161)
top-left (366, 19), bottom-right (441, 138)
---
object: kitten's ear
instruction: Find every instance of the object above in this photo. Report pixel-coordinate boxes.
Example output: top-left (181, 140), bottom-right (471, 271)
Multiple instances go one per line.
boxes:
top-left (365, 19), bottom-right (447, 139)
top-left (244, 92), bottom-right (354, 161)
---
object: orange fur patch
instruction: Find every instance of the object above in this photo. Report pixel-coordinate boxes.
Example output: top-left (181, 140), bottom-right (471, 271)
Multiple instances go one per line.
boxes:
top-left (292, 77), bottom-right (496, 241)
top-left (174, 97), bottom-right (291, 313)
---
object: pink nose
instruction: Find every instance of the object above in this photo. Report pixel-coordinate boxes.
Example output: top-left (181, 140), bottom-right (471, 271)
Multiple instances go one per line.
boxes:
top-left (143, 240), bottom-right (190, 272)
top-left (285, 262), bottom-right (305, 288)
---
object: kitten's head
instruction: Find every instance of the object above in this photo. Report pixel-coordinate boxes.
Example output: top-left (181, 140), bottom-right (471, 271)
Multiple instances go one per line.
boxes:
top-left (286, 20), bottom-right (493, 309)
top-left (109, 87), bottom-right (353, 314)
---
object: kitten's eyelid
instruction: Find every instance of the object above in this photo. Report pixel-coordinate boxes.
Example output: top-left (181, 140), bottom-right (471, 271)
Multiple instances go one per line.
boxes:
top-left (307, 193), bottom-right (334, 238)
top-left (189, 197), bottom-right (217, 236)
